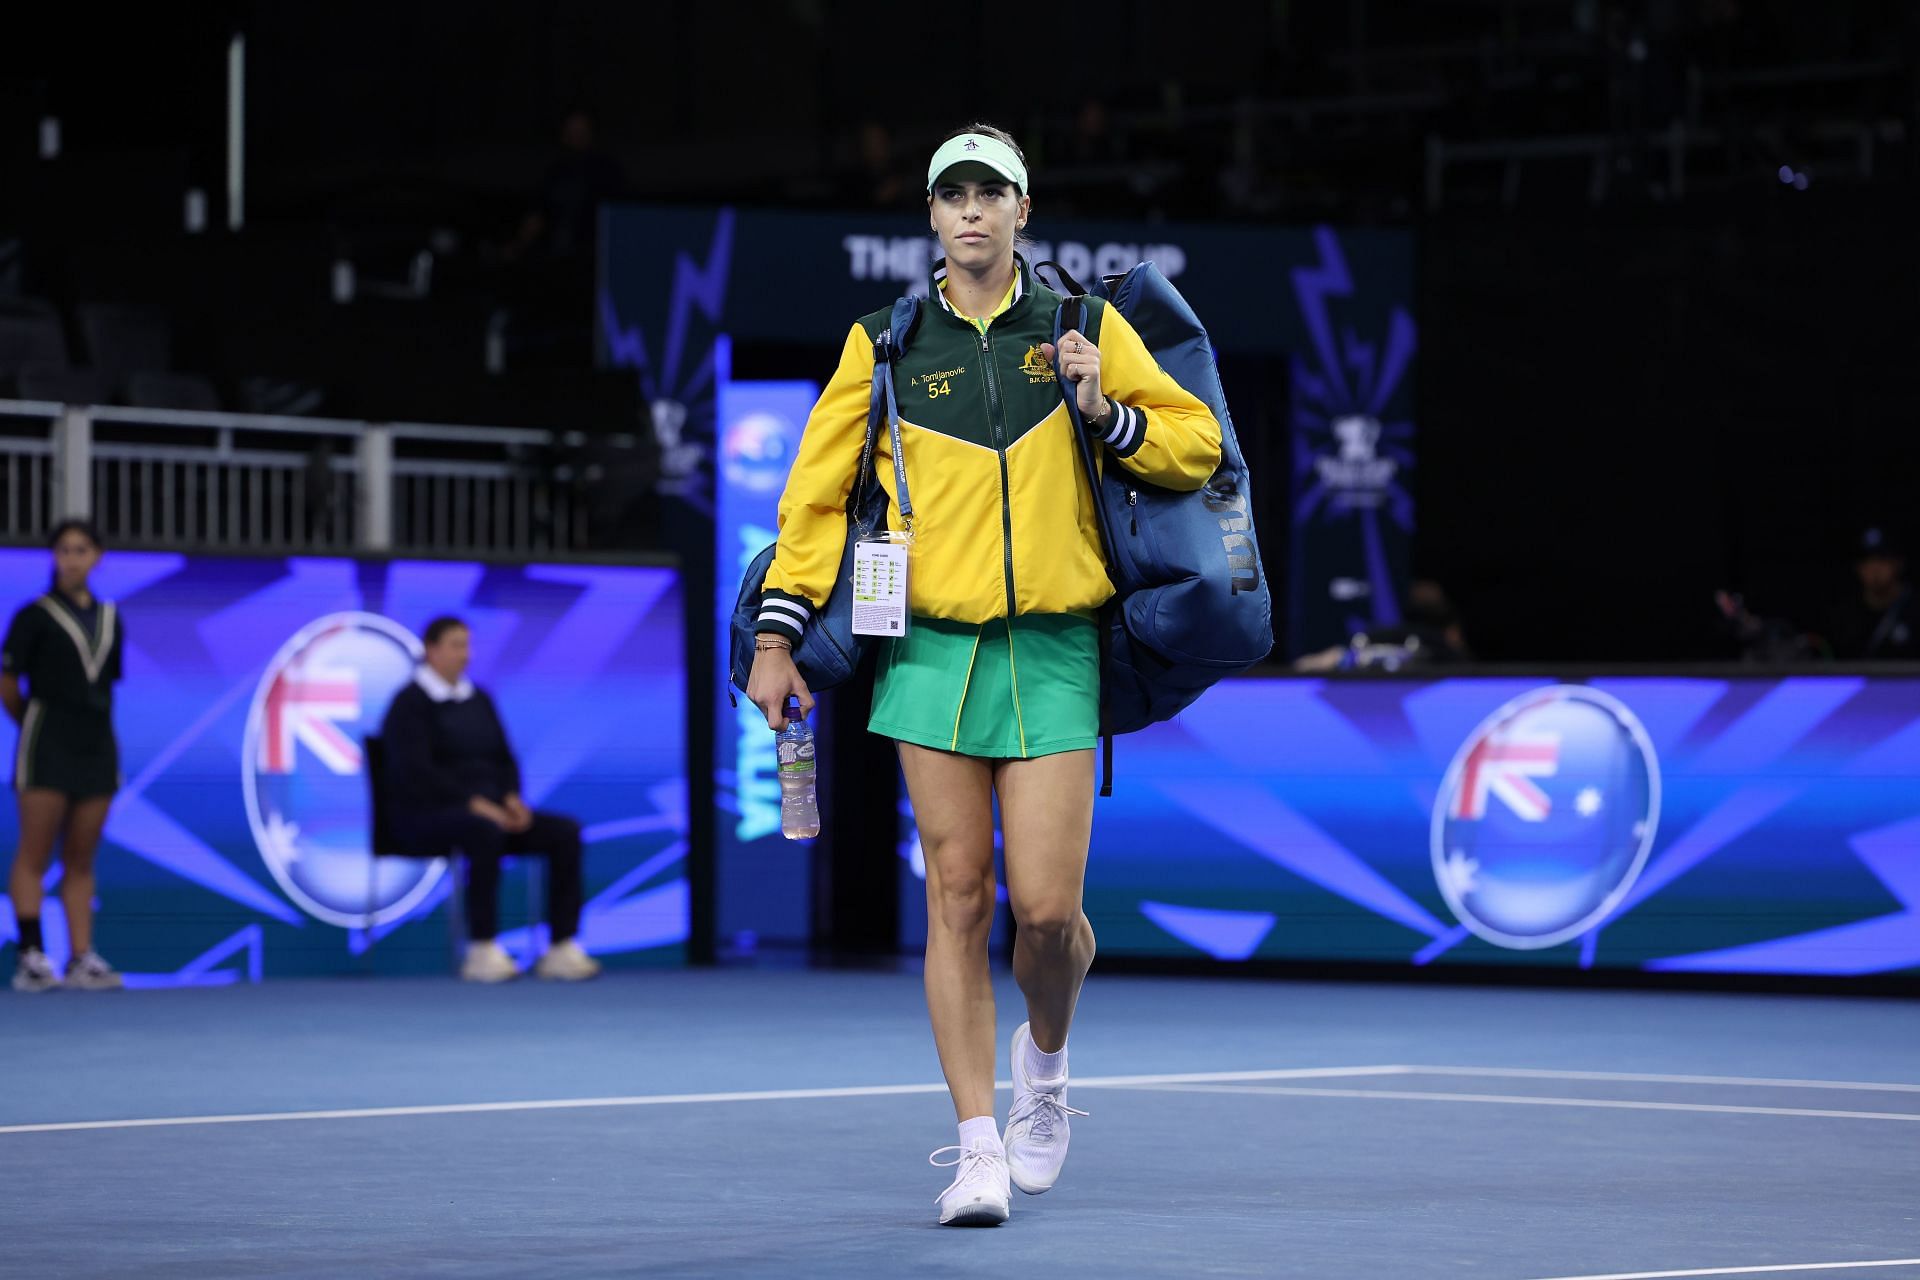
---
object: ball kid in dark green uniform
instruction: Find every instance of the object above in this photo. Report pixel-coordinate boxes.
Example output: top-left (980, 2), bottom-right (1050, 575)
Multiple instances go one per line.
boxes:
top-left (2, 520), bottom-right (126, 993)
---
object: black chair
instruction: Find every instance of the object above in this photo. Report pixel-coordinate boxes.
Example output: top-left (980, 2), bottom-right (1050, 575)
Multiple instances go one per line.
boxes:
top-left (78, 302), bottom-right (170, 385)
top-left (0, 236), bottom-right (22, 298)
top-left (127, 371), bottom-right (220, 411)
top-left (17, 364), bottom-right (113, 406)
top-left (362, 734), bottom-right (545, 973)
top-left (0, 297), bottom-right (67, 381)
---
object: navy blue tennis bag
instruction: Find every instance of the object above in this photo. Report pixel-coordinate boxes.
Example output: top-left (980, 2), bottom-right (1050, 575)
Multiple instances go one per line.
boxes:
top-left (1047, 262), bottom-right (1273, 773)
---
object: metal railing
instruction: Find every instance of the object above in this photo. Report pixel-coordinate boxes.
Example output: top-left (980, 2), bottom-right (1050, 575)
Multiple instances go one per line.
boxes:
top-left (392, 445), bottom-right (587, 556)
top-left (0, 429), bottom-right (51, 541)
top-left (0, 399), bottom-right (592, 557)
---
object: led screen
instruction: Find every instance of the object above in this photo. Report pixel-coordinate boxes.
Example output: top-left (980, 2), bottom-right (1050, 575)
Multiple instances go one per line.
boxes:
top-left (0, 552), bottom-right (687, 982)
top-left (1082, 676), bottom-right (1920, 976)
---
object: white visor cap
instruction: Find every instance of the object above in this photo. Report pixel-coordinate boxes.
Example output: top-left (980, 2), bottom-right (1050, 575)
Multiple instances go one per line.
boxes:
top-left (926, 133), bottom-right (1028, 195)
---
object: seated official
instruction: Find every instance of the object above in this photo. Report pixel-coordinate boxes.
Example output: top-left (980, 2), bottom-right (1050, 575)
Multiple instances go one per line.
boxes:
top-left (1830, 527), bottom-right (1915, 661)
top-left (380, 615), bottom-right (600, 983)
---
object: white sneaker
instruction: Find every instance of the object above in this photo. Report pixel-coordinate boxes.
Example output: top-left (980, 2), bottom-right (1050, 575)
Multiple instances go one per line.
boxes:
top-left (12, 950), bottom-right (61, 993)
top-left (1004, 1022), bottom-right (1087, 1194)
top-left (930, 1143), bottom-right (1011, 1227)
top-left (63, 950), bottom-right (124, 991)
top-left (460, 940), bottom-right (519, 983)
top-left (533, 938), bottom-right (602, 982)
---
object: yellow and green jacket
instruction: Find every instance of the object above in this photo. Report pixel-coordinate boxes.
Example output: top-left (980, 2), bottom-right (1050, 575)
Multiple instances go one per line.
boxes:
top-left (756, 255), bottom-right (1222, 640)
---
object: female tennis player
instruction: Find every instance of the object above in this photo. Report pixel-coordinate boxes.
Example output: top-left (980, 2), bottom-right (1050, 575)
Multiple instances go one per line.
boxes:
top-left (747, 124), bottom-right (1220, 1224)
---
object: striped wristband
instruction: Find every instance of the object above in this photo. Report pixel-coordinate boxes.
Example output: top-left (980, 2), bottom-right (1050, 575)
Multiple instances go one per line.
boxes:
top-left (756, 589), bottom-right (811, 644)
top-left (1096, 399), bottom-right (1145, 458)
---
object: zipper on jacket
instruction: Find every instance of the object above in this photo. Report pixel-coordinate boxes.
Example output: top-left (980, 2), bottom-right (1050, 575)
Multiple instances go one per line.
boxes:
top-left (980, 329), bottom-right (1018, 616)
top-left (1127, 488), bottom-right (1138, 535)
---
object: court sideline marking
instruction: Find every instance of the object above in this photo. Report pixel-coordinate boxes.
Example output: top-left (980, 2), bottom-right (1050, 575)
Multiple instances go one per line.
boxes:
top-left (1523, 1257), bottom-right (1920, 1279)
top-left (1404, 1066), bottom-right (1920, 1095)
top-left (7, 1062), bottom-right (1918, 1137)
top-left (1109, 1082), bottom-right (1920, 1124)
top-left (0, 1064), bottom-right (1406, 1136)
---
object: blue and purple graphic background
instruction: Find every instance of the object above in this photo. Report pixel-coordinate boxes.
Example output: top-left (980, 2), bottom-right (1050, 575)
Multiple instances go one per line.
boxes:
top-left (714, 369), bottom-right (820, 950)
top-left (0, 552), bottom-right (687, 981)
top-left (1086, 675), bottom-right (1920, 975)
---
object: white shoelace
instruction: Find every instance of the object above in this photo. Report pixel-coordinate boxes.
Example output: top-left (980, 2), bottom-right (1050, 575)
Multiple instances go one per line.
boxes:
top-left (1009, 1085), bottom-right (1089, 1143)
top-left (928, 1144), bottom-right (1004, 1203)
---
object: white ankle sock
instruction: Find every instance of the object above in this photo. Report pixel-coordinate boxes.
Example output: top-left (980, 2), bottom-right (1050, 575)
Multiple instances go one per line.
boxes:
top-left (1025, 1033), bottom-right (1067, 1081)
top-left (958, 1115), bottom-right (1002, 1153)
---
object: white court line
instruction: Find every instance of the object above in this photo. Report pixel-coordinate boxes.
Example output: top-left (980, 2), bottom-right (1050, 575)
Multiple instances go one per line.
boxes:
top-left (0, 1064), bottom-right (1404, 1137)
top-left (10, 1062), bottom-right (1915, 1138)
top-left (1398, 1066), bottom-right (1920, 1095)
top-left (1112, 1082), bottom-right (1920, 1123)
top-left (1524, 1257), bottom-right (1920, 1280)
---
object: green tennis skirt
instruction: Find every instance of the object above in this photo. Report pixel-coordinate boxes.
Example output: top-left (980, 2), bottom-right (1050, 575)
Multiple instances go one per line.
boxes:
top-left (869, 612), bottom-right (1099, 760)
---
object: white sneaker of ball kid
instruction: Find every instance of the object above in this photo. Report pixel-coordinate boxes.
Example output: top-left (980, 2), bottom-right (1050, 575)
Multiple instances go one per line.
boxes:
top-left (12, 949), bottom-right (61, 993)
top-left (533, 938), bottom-right (602, 981)
top-left (63, 950), bottom-right (124, 991)
top-left (930, 1143), bottom-right (1011, 1227)
top-left (460, 940), bottom-right (520, 983)
top-left (1004, 1022), bottom-right (1088, 1194)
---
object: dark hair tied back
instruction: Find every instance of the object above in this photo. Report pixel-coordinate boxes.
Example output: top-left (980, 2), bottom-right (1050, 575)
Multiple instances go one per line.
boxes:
top-left (47, 518), bottom-right (103, 551)
top-left (943, 121), bottom-right (1026, 173)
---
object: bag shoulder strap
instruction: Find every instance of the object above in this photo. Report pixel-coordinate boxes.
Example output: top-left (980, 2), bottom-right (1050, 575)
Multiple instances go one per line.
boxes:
top-left (1051, 298), bottom-right (1116, 565)
top-left (855, 295), bottom-right (923, 530)
top-left (1034, 259), bottom-right (1088, 298)
top-left (1052, 296), bottom-right (1117, 798)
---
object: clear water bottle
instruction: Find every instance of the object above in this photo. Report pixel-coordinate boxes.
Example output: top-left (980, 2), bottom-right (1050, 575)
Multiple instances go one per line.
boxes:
top-left (777, 697), bottom-right (820, 840)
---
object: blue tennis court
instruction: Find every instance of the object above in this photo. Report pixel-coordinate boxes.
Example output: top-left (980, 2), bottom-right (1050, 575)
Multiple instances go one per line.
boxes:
top-left (7, 969), bottom-right (1918, 1280)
